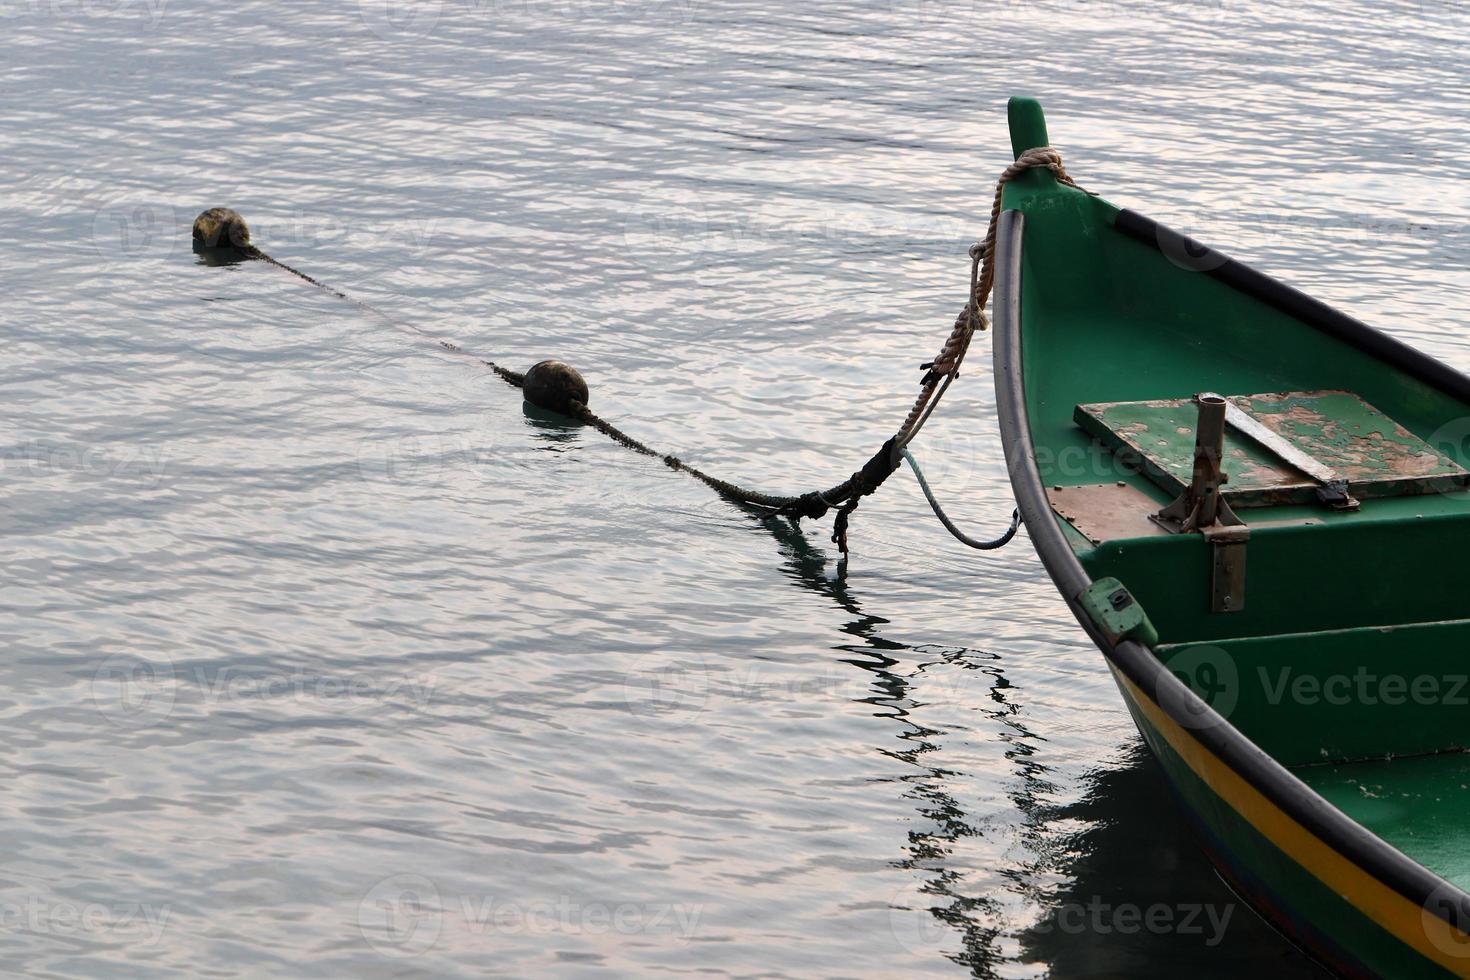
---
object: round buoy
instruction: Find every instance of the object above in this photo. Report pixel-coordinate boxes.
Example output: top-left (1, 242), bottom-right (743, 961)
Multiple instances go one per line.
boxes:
top-left (522, 360), bottom-right (589, 415)
top-left (192, 207), bottom-right (252, 249)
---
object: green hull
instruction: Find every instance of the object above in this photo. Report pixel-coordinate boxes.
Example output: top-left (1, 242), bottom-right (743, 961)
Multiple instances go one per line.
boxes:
top-left (994, 98), bottom-right (1470, 975)
top-left (1117, 667), bottom-right (1452, 978)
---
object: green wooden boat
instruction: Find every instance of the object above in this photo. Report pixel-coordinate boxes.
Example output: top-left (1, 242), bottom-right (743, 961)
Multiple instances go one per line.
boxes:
top-left (993, 97), bottom-right (1470, 976)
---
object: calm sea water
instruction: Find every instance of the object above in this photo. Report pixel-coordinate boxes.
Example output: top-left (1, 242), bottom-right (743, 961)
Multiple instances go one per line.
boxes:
top-left (2, 0), bottom-right (1467, 976)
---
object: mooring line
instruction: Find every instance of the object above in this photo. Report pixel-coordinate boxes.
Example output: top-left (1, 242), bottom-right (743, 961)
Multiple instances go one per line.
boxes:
top-left (235, 237), bottom-right (856, 514)
top-left (902, 449), bottom-right (1021, 550)
top-left (188, 147), bottom-right (1076, 559)
top-left (242, 244), bottom-right (526, 388)
top-left (188, 205), bottom-right (873, 525)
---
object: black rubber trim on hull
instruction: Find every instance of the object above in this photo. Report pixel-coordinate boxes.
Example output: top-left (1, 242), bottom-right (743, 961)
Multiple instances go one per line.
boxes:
top-left (1114, 208), bottom-right (1470, 407)
top-left (989, 206), bottom-right (1470, 937)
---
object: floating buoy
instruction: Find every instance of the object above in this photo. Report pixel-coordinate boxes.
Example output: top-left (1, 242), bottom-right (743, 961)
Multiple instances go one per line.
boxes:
top-left (193, 142), bottom-right (1035, 558)
top-left (521, 360), bottom-right (589, 415)
top-left (193, 207), bottom-right (252, 250)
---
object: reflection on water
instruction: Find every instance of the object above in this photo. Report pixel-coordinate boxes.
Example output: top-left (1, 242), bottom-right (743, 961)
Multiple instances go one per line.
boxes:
top-left (2, 0), bottom-right (1466, 975)
top-left (1015, 747), bottom-right (1329, 978)
top-left (522, 401), bottom-right (587, 439)
top-left (191, 243), bottom-right (252, 267)
top-left (771, 513), bottom-right (1329, 976)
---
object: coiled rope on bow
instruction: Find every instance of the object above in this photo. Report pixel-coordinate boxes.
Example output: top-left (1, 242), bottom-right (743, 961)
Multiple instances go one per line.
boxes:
top-left (218, 145), bottom-right (1080, 555)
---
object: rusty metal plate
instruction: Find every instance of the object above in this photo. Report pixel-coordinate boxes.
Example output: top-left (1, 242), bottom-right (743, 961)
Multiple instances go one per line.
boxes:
top-left (1074, 390), bottom-right (1470, 508)
top-left (1046, 482), bottom-right (1173, 544)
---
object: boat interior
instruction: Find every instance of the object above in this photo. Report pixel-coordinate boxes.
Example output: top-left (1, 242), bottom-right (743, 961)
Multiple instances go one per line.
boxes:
top-left (1007, 178), bottom-right (1470, 890)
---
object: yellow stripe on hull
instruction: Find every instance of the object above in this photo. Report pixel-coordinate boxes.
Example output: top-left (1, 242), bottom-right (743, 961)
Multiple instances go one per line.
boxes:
top-left (1114, 666), bottom-right (1470, 975)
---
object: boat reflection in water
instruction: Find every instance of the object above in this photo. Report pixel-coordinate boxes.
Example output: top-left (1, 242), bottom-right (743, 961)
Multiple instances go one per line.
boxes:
top-left (759, 512), bottom-right (1327, 977)
top-left (1015, 745), bottom-right (1328, 978)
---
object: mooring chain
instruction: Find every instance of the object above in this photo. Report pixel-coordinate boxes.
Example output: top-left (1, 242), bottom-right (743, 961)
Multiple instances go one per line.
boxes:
top-left (191, 146), bottom-right (1078, 555)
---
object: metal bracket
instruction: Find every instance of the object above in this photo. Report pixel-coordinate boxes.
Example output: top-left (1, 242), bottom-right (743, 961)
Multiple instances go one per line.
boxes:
top-left (1153, 394), bottom-right (1250, 613)
top-left (1203, 524), bottom-right (1249, 613)
top-left (1200, 391), bottom-right (1360, 512)
top-left (1314, 478), bottom-right (1356, 510)
top-left (1078, 577), bottom-right (1159, 647)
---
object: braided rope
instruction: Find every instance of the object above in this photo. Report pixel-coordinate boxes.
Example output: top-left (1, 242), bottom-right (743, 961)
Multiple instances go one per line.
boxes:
top-left (895, 146), bottom-right (1081, 447)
